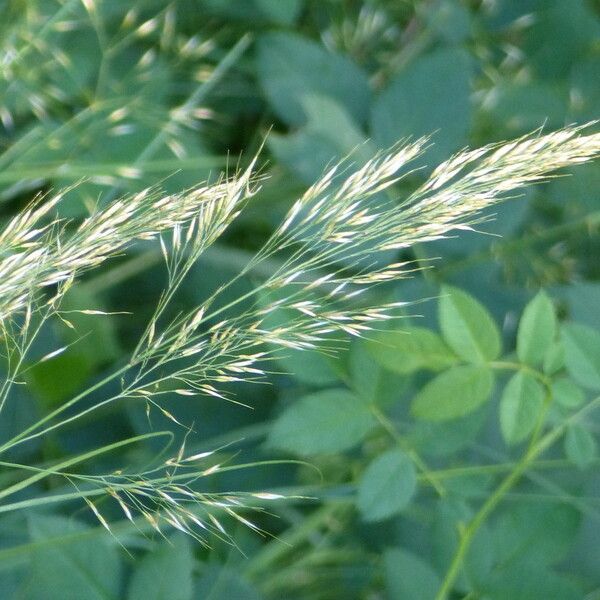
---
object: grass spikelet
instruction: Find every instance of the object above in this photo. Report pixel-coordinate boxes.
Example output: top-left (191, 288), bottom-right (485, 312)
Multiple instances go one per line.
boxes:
top-left (0, 124), bottom-right (599, 544)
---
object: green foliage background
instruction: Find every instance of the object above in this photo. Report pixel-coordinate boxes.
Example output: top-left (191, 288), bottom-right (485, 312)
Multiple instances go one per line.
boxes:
top-left (1, 0), bottom-right (600, 598)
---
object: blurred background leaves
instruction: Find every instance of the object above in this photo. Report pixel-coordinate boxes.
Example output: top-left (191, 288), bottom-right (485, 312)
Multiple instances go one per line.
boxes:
top-left (1, 0), bottom-right (599, 598)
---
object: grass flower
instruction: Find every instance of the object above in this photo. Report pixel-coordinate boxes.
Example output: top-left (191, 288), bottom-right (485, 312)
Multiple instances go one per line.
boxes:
top-left (0, 124), bottom-right (599, 541)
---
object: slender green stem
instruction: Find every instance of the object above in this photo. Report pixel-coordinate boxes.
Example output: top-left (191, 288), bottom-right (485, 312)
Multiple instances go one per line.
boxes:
top-left (370, 404), bottom-right (447, 497)
top-left (434, 395), bottom-right (600, 599)
top-left (0, 362), bottom-right (130, 454)
top-left (0, 432), bottom-right (167, 503)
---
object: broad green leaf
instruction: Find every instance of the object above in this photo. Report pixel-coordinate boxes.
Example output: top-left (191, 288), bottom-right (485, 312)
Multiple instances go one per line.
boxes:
top-left (552, 377), bottom-right (585, 409)
top-left (26, 514), bottom-right (123, 600)
top-left (565, 425), bottom-right (597, 470)
top-left (128, 535), bottom-right (193, 600)
top-left (480, 81), bottom-right (568, 139)
top-left (383, 548), bottom-right (440, 600)
top-left (370, 47), bottom-right (471, 164)
top-left (562, 323), bottom-right (600, 390)
top-left (492, 502), bottom-right (580, 567)
top-left (483, 564), bottom-right (583, 600)
top-left (357, 449), bottom-right (417, 522)
top-left (256, 32), bottom-right (371, 127)
top-left (517, 290), bottom-right (557, 366)
top-left (268, 94), bottom-right (373, 184)
top-left (267, 389), bottom-right (376, 456)
top-left (411, 365), bottom-right (494, 421)
top-left (499, 371), bottom-right (545, 445)
top-left (349, 338), bottom-right (410, 407)
top-left (438, 286), bottom-right (501, 363)
top-left (366, 326), bottom-right (458, 374)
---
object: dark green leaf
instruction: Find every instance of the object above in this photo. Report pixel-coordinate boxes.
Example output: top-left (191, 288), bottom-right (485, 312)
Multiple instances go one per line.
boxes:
top-left (366, 326), bottom-right (458, 374)
top-left (257, 32), bottom-right (371, 127)
top-left (128, 535), bottom-right (193, 600)
top-left (196, 565), bottom-right (262, 600)
top-left (499, 371), bottom-right (545, 445)
top-left (517, 290), bottom-right (556, 366)
top-left (484, 564), bottom-right (583, 600)
top-left (438, 285), bottom-right (501, 363)
top-left (411, 365), bottom-right (494, 421)
top-left (26, 514), bottom-right (123, 600)
top-left (267, 389), bottom-right (376, 455)
top-left (383, 547), bottom-right (440, 600)
top-left (268, 94), bottom-right (373, 184)
top-left (357, 449), bottom-right (417, 522)
top-left (371, 47), bottom-right (472, 164)
top-left (492, 502), bottom-right (580, 567)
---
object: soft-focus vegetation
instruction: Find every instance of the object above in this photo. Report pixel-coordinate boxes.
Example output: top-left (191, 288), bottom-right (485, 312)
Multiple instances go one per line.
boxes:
top-left (1, 1), bottom-right (600, 598)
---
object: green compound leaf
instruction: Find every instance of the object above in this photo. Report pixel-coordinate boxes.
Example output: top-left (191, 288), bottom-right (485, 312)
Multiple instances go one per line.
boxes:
top-left (517, 290), bottom-right (557, 366)
top-left (562, 323), bottom-right (600, 390)
top-left (128, 534), bottom-right (193, 600)
top-left (26, 514), bottom-right (123, 600)
top-left (565, 425), bottom-right (597, 470)
top-left (256, 32), bottom-right (371, 127)
top-left (411, 365), bottom-right (494, 421)
top-left (357, 449), bottom-right (417, 522)
top-left (366, 326), bottom-right (458, 374)
top-left (439, 286), bottom-right (501, 364)
top-left (267, 389), bottom-right (376, 456)
top-left (384, 547), bottom-right (441, 600)
top-left (499, 371), bottom-right (545, 445)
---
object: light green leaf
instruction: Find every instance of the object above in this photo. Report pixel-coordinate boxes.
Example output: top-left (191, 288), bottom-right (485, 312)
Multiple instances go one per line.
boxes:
top-left (267, 389), bottom-right (376, 456)
top-left (366, 326), bottom-right (458, 374)
top-left (517, 290), bottom-right (557, 366)
top-left (562, 323), bottom-right (600, 390)
top-left (552, 377), bottom-right (585, 409)
top-left (384, 548), bottom-right (441, 600)
top-left (357, 449), bottom-right (417, 522)
top-left (128, 534), bottom-right (193, 600)
top-left (257, 32), bottom-right (371, 127)
top-left (565, 425), bottom-right (597, 470)
top-left (411, 365), bottom-right (494, 421)
top-left (370, 47), bottom-right (471, 164)
top-left (499, 371), bottom-right (545, 445)
top-left (26, 514), bottom-right (123, 600)
top-left (438, 286), bottom-right (501, 364)
top-left (543, 341), bottom-right (565, 375)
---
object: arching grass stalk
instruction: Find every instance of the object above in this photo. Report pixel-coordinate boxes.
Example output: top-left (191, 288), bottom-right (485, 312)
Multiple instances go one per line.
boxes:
top-left (1, 125), bottom-right (600, 543)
